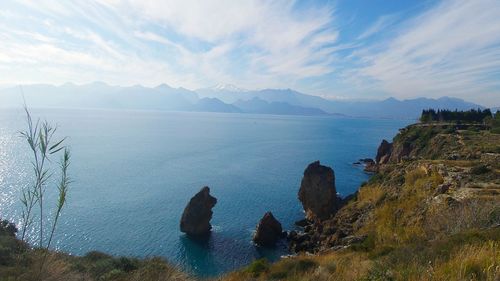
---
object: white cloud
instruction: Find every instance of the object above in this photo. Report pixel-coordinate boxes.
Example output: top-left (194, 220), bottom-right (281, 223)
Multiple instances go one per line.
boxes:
top-left (107, 0), bottom-right (339, 85)
top-left (124, 0), bottom-right (265, 43)
top-left (1, 0), bottom-right (339, 90)
top-left (353, 0), bottom-right (500, 105)
top-left (357, 15), bottom-right (398, 40)
top-left (1, 0), bottom-right (499, 105)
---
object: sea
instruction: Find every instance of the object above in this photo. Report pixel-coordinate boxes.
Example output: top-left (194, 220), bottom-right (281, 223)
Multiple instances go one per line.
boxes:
top-left (0, 107), bottom-right (410, 276)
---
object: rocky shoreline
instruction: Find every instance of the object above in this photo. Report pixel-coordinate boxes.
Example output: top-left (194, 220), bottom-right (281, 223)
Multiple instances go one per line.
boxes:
top-left (179, 122), bottom-right (500, 257)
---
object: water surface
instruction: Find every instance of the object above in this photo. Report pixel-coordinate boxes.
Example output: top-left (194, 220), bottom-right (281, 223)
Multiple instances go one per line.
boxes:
top-left (0, 108), bottom-right (410, 276)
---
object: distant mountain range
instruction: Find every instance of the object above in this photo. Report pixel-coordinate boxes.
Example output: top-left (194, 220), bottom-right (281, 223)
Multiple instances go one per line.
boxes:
top-left (234, 97), bottom-right (328, 116)
top-left (196, 85), bottom-right (485, 118)
top-left (0, 82), bottom-right (489, 119)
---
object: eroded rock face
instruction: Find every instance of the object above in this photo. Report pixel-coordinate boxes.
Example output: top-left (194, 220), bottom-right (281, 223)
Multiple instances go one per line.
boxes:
top-left (376, 140), bottom-right (393, 164)
top-left (389, 141), bottom-right (412, 163)
top-left (253, 212), bottom-right (283, 247)
top-left (298, 161), bottom-right (338, 221)
top-left (180, 186), bottom-right (217, 236)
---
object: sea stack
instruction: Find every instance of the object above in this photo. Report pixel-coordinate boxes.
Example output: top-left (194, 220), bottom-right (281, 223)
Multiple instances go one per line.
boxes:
top-left (180, 186), bottom-right (217, 237)
top-left (253, 212), bottom-right (283, 247)
top-left (298, 161), bottom-right (338, 221)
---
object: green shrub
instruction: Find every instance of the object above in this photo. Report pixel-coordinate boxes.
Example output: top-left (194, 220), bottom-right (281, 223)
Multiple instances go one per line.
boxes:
top-left (362, 263), bottom-right (395, 281)
top-left (352, 233), bottom-right (376, 252)
top-left (269, 270), bottom-right (288, 279)
top-left (470, 164), bottom-right (490, 175)
top-left (246, 258), bottom-right (269, 277)
top-left (295, 259), bottom-right (317, 272)
top-left (487, 206), bottom-right (500, 225)
top-left (101, 268), bottom-right (126, 280)
top-left (90, 258), bottom-right (116, 278)
top-left (115, 257), bottom-right (139, 272)
top-left (368, 173), bottom-right (385, 185)
top-left (0, 236), bottom-right (19, 266)
top-left (368, 245), bottom-right (394, 259)
top-left (84, 251), bottom-right (112, 261)
top-left (324, 260), bottom-right (337, 273)
top-left (0, 220), bottom-right (17, 237)
top-left (269, 258), bottom-right (318, 279)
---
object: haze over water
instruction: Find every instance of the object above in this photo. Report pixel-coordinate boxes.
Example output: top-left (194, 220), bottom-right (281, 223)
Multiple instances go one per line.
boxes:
top-left (0, 108), bottom-right (409, 276)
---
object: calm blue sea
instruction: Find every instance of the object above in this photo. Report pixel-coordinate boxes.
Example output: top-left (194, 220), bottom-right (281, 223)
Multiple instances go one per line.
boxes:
top-left (0, 108), bottom-right (410, 276)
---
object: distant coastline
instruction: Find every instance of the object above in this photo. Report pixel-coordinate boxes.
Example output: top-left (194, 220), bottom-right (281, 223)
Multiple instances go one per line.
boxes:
top-left (0, 82), bottom-right (492, 119)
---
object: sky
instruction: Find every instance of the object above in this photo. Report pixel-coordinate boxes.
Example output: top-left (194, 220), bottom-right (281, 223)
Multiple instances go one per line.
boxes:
top-left (0, 0), bottom-right (499, 106)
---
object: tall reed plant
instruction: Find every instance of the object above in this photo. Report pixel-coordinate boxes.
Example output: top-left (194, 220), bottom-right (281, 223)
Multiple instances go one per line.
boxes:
top-left (19, 105), bottom-right (71, 250)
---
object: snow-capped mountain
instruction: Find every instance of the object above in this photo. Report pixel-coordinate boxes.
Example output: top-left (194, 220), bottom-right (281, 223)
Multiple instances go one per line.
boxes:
top-left (208, 83), bottom-right (248, 92)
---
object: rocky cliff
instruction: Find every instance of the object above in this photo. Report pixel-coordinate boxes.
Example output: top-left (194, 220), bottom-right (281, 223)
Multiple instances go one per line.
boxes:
top-left (224, 122), bottom-right (499, 281)
top-left (289, 123), bottom-right (500, 254)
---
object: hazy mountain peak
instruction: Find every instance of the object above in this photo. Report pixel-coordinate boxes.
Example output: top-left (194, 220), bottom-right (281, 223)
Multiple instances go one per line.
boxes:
top-left (155, 83), bottom-right (173, 90)
top-left (210, 83), bottom-right (248, 92)
top-left (437, 96), bottom-right (465, 102)
top-left (61, 82), bottom-right (77, 88)
top-left (86, 81), bottom-right (109, 87)
top-left (384, 97), bottom-right (399, 102)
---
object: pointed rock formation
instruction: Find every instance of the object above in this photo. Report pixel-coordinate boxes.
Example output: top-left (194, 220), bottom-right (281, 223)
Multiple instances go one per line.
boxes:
top-left (253, 212), bottom-right (283, 247)
top-left (376, 139), bottom-right (393, 164)
top-left (180, 186), bottom-right (217, 236)
top-left (298, 161), bottom-right (339, 221)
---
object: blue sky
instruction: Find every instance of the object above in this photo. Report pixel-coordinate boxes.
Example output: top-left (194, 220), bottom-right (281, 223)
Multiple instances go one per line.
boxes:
top-left (1, 0), bottom-right (499, 106)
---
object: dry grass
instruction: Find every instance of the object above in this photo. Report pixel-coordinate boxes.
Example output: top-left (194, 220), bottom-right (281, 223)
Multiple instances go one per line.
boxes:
top-left (361, 168), bottom-right (444, 245)
top-left (431, 241), bottom-right (499, 281)
top-left (127, 258), bottom-right (193, 281)
top-left (404, 166), bottom-right (429, 186)
top-left (425, 198), bottom-right (500, 237)
top-left (371, 200), bottom-right (426, 245)
top-left (220, 230), bottom-right (500, 281)
top-left (0, 246), bottom-right (192, 281)
top-left (0, 250), bottom-right (89, 281)
top-left (314, 251), bottom-right (372, 281)
top-left (221, 252), bottom-right (373, 281)
top-left (428, 159), bottom-right (478, 167)
top-left (356, 185), bottom-right (385, 208)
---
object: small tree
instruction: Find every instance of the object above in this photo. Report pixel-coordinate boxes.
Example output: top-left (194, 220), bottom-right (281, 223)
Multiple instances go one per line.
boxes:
top-left (19, 106), bottom-right (71, 250)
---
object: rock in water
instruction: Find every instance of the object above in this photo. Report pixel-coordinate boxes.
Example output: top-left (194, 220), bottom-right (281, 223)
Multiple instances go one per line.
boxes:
top-left (180, 186), bottom-right (217, 236)
top-left (298, 161), bottom-right (338, 221)
top-left (253, 212), bottom-right (283, 247)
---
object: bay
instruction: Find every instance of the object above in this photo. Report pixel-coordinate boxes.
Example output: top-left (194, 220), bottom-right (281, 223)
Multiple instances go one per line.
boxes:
top-left (0, 108), bottom-right (410, 276)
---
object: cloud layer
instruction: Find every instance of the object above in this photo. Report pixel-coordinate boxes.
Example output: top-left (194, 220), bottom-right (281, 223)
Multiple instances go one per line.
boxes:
top-left (0, 0), bottom-right (499, 105)
top-left (354, 0), bottom-right (500, 105)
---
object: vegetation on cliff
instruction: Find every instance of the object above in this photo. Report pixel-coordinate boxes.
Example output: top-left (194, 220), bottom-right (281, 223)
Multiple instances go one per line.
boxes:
top-left (0, 221), bottom-right (191, 281)
top-left (419, 108), bottom-right (493, 123)
top-left (223, 114), bottom-right (500, 281)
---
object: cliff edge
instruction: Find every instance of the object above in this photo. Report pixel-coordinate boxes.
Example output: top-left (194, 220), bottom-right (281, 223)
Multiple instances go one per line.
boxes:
top-left (226, 122), bottom-right (500, 281)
